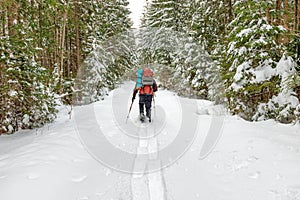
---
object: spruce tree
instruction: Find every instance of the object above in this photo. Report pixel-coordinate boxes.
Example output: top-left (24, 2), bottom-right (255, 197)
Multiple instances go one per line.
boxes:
top-left (221, 0), bottom-right (285, 120)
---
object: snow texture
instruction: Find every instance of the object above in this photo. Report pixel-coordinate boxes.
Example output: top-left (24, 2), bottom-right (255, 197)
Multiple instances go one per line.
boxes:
top-left (0, 82), bottom-right (299, 200)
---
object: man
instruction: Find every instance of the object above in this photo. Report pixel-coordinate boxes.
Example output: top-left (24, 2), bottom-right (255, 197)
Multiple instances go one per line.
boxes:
top-left (132, 68), bottom-right (158, 122)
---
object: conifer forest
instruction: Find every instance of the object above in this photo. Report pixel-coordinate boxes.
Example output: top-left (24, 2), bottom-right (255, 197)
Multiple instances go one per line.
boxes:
top-left (1, 0), bottom-right (300, 134)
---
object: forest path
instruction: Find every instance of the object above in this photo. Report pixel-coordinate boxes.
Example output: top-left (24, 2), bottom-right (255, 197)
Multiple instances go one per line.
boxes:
top-left (1, 82), bottom-right (300, 200)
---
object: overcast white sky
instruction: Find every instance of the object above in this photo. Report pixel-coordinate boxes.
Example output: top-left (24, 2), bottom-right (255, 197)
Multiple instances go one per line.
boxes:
top-left (127, 0), bottom-right (147, 28)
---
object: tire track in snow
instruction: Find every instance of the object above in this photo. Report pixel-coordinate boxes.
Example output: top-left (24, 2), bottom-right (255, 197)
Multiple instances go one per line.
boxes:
top-left (147, 137), bottom-right (166, 200)
top-left (131, 123), bottom-right (166, 200)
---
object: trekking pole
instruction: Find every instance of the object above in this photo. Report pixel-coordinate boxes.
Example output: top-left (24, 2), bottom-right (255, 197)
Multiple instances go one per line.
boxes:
top-left (153, 93), bottom-right (156, 119)
top-left (126, 99), bottom-right (134, 123)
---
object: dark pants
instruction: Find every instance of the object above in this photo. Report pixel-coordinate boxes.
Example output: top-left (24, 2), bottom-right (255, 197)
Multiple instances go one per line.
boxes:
top-left (139, 94), bottom-right (153, 118)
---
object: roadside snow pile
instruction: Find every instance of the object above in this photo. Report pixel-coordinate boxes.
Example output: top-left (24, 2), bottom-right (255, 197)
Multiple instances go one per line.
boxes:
top-left (197, 100), bottom-right (227, 116)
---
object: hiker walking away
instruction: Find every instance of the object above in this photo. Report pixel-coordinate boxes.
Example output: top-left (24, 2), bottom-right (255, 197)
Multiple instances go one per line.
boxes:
top-left (132, 68), bottom-right (158, 122)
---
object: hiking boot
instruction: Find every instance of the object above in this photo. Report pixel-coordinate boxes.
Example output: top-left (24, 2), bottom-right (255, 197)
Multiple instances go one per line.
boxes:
top-left (146, 113), bottom-right (151, 123)
top-left (140, 113), bottom-right (145, 122)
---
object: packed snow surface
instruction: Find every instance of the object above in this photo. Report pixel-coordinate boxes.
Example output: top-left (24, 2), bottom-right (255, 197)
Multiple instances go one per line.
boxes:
top-left (0, 82), bottom-right (300, 200)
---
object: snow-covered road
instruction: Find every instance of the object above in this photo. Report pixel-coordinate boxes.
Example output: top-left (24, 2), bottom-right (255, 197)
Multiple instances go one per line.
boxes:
top-left (0, 82), bottom-right (300, 200)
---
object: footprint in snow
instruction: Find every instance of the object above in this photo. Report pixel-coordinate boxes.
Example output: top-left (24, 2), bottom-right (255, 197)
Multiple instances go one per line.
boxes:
top-left (276, 174), bottom-right (284, 180)
top-left (248, 171), bottom-right (261, 179)
top-left (103, 168), bottom-right (112, 176)
top-left (247, 146), bottom-right (254, 150)
top-left (72, 175), bottom-right (87, 183)
top-left (247, 156), bottom-right (259, 162)
top-left (27, 173), bottom-right (40, 180)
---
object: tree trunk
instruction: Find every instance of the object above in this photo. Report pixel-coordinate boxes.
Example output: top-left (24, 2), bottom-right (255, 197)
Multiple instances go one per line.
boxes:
top-left (38, 1), bottom-right (45, 67)
top-left (55, 18), bottom-right (59, 68)
top-left (0, 2), bottom-right (7, 36)
top-left (267, 6), bottom-right (272, 24)
top-left (275, 0), bottom-right (281, 26)
top-left (75, 0), bottom-right (81, 74)
top-left (275, 0), bottom-right (282, 44)
top-left (66, 28), bottom-right (70, 77)
top-left (295, 0), bottom-right (298, 32)
top-left (228, 0), bottom-right (233, 22)
top-left (282, 0), bottom-right (289, 44)
top-left (296, 0), bottom-right (300, 71)
top-left (7, 2), bottom-right (18, 37)
top-left (59, 11), bottom-right (67, 94)
top-left (298, 0), bottom-right (300, 32)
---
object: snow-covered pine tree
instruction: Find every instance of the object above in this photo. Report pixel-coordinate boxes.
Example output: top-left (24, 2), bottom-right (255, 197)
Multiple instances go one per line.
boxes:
top-left (0, 7), bottom-right (56, 133)
top-left (139, 0), bottom-right (183, 65)
top-left (101, 0), bottom-right (135, 89)
top-left (187, 0), bottom-right (229, 53)
top-left (139, 0), bottom-right (222, 100)
top-left (174, 0), bottom-right (228, 100)
top-left (254, 55), bottom-right (300, 123)
top-left (222, 0), bottom-right (286, 120)
top-left (137, 0), bottom-right (183, 94)
top-left (73, 0), bottom-right (135, 104)
top-left (0, 0), bottom-right (135, 133)
top-left (143, 0), bottom-right (181, 30)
